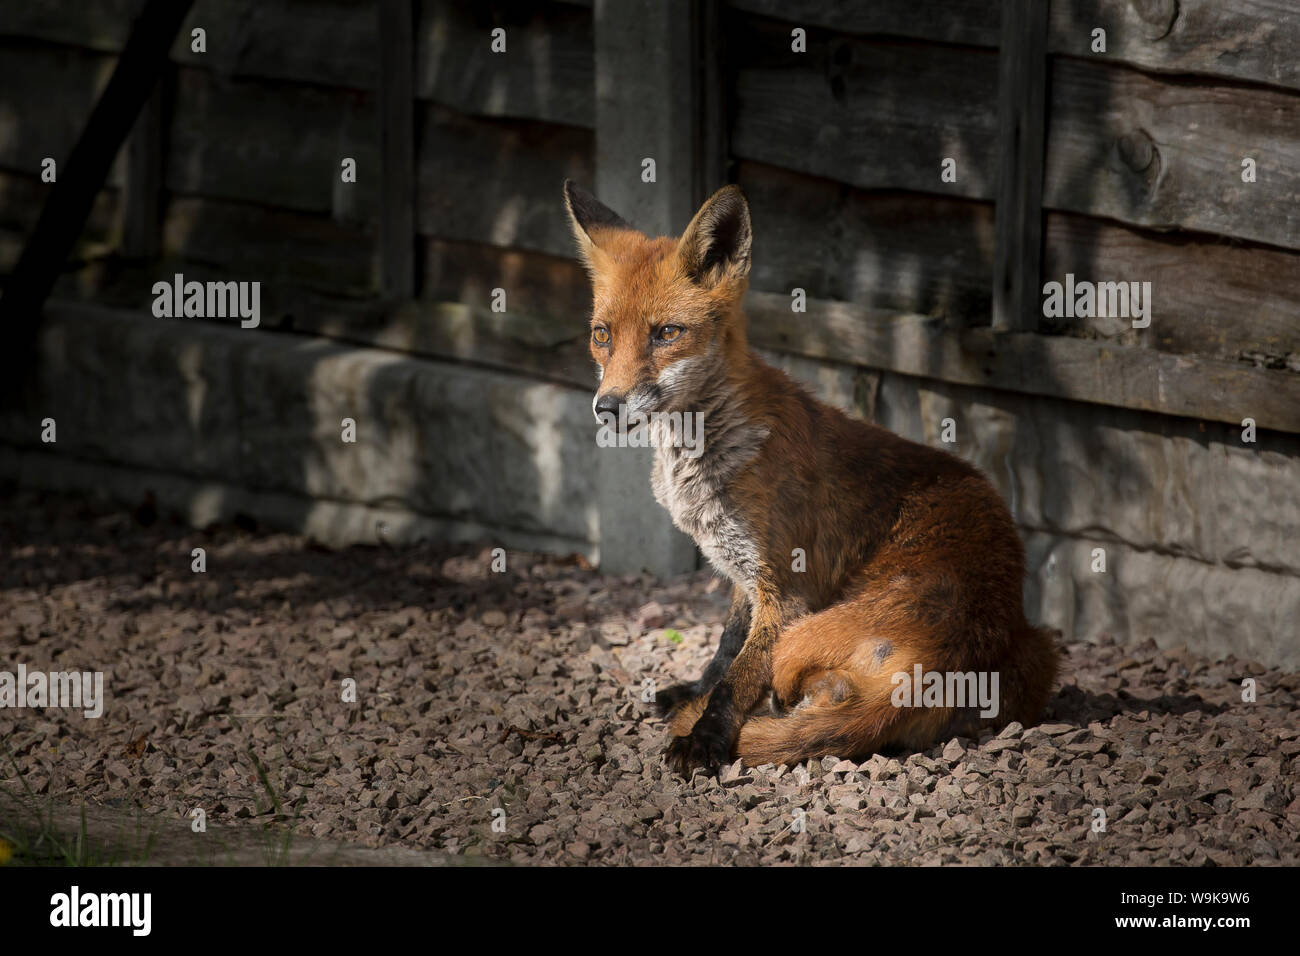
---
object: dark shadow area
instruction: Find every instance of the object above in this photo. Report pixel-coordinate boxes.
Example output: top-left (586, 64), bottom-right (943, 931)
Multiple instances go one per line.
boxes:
top-left (1047, 684), bottom-right (1228, 725)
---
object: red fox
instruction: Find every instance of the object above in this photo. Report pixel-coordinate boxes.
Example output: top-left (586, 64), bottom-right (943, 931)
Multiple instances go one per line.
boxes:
top-left (563, 179), bottom-right (1060, 776)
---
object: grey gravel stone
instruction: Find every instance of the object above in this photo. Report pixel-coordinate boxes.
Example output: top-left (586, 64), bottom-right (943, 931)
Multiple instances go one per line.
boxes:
top-left (2, 490), bottom-right (1297, 866)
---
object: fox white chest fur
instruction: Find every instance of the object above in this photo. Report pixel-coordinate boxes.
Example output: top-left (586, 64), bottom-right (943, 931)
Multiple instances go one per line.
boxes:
top-left (650, 393), bottom-right (768, 597)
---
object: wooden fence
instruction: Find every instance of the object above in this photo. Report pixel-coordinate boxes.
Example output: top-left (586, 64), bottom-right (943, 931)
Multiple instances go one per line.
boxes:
top-left (0, 1), bottom-right (1298, 636)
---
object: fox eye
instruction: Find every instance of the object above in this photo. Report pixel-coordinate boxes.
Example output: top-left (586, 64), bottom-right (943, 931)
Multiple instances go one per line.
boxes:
top-left (657, 325), bottom-right (684, 342)
top-left (592, 327), bottom-right (610, 345)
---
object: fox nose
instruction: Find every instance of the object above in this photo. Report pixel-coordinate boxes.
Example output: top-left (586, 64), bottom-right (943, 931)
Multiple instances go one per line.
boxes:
top-left (593, 392), bottom-right (623, 422)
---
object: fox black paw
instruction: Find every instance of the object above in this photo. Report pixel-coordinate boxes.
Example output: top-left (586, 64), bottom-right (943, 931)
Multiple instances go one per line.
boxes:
top-left (664, 718), bottom-right (734, 777)
top-left (653, 681), bottom-right (699, 715)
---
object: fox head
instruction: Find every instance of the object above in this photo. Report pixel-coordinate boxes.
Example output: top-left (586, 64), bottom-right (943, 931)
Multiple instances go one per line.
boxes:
top-left (562, 180), bottom-right (753, 423)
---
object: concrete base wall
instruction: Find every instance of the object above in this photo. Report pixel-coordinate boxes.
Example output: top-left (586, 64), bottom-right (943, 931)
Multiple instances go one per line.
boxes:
top-left (0, 304), bottom-right (599, 556)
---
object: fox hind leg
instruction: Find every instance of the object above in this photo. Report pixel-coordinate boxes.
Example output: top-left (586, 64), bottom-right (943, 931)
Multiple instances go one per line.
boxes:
top-left (735, 600), bottom-right (951, 767)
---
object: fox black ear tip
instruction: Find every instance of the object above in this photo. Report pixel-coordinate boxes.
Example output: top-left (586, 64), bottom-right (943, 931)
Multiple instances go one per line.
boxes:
top-left (564, 179), bottom-right (592, 210)
top-left (708, 183), bottom-right (748, 210)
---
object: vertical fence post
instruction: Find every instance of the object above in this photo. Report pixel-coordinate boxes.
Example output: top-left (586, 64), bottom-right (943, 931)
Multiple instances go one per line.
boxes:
top-left (992, 0), bottom-right (1048, 333)
top-left (591, 0), bottom-right (722, 577)
top-left (379, 0), bottom-right (416, 301)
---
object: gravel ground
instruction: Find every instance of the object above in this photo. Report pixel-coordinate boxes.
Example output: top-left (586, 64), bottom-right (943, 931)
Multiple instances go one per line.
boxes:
top-left (2, 488), bottom-right (1298, 865)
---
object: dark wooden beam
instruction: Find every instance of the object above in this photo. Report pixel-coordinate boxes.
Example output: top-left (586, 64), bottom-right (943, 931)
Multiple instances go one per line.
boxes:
top-left (378, 0), bottom-right (416, 301)
top-left (0, 0), bottom-right (195, 378)
top-left (992, 0), bottom-right (1048, 332)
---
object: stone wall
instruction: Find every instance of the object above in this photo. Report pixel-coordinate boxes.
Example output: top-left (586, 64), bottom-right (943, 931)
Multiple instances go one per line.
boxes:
top-left (0, 304), bottom-right (597, 556)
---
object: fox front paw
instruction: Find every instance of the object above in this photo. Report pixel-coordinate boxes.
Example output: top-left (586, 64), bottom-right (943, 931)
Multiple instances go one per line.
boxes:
top-left (653, 681), bottom-right (699, 715)
top-left (664, 714), bottom-right (734, 777)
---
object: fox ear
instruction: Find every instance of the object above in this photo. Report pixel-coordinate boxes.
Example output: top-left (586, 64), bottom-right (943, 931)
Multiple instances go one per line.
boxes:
top-left (563, 180), bottom-right (631, 263)
top-left (677, 185), bottom-right (751, 288)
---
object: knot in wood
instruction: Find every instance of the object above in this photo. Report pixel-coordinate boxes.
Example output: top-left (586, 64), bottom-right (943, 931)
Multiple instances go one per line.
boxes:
top-left (1129, 0), bottom-right (1179, 40)
top-left (1117, 128), bottom-right (1157, 173)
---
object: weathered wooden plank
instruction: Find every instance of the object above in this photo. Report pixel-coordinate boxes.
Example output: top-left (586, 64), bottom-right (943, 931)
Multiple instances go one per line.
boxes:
top-left (728, 0), bottom-right (1300, 90)
top-left (736, 160), bottom-right (995, 321)
top-left (341, 277), bottom-right (1300, 433)
top-left (11, 193), bottom-right (374, 311)
top-left (66, 236), bottom-right (593, 385)
top-left (414, 102), bottom-right (593, 256)
top-left (0, 1), bottom-right (379, 88)
top-left (122, 84), bottom-right (164, 258)
top-left (1, 0), bottom-right (194, 362)
top-left (0, 42), bottom-right (123, 183)
top-left (0, 221), bottom-right (120, 279)
top-left (1043, 212), bottom-right (1300, 369)
top-left (743, 289), bottom-right (1300, 433)
top-left (1, 1), bottom-right (597, 124)
top-left (138, 62), bottom-right (578, 275)
top-left (161, 196), bottom-right (375, 291)
top-left (729, 23), bottom-right (1001, 201)
top-left (730, 29), bottom-right (1300, 248)
top-left (1048, 0), bottom-right (1300, 92)
top-left (415, 0), bottom-right (594, 128)
top-left (726, 0), bottom-right (998, 47)
top-left (419, 237), bottom-right (591, 326)
top-left (992, 0), bottom-right (1048, 332)
top-left (171, 0), bottom-right (379, 89)
top-left (11, 1), bottom-right (374, 88)
top-left (379, 0), bottom-right (416, 300)
top-left (324, 299), bottom-right (594, 391)
top-left (0, 0), bottom-right (145, 52)
top-left (747, 293), bottom-right (950, 380)
top-left (0, 171), bottom-right (121, 269)
top-left (165, 67), bottom-right (379, 215)
top-left (5, 1), bottom-right (1292, 109)
top-left (954, 327), bottom-right (1300, 434)
top-left (85, 262), bottom-right (375, 327)
top-left (271, 237), bottom-right (597, 380)
top-left (1044, 56), bottom-right (1300, 250)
